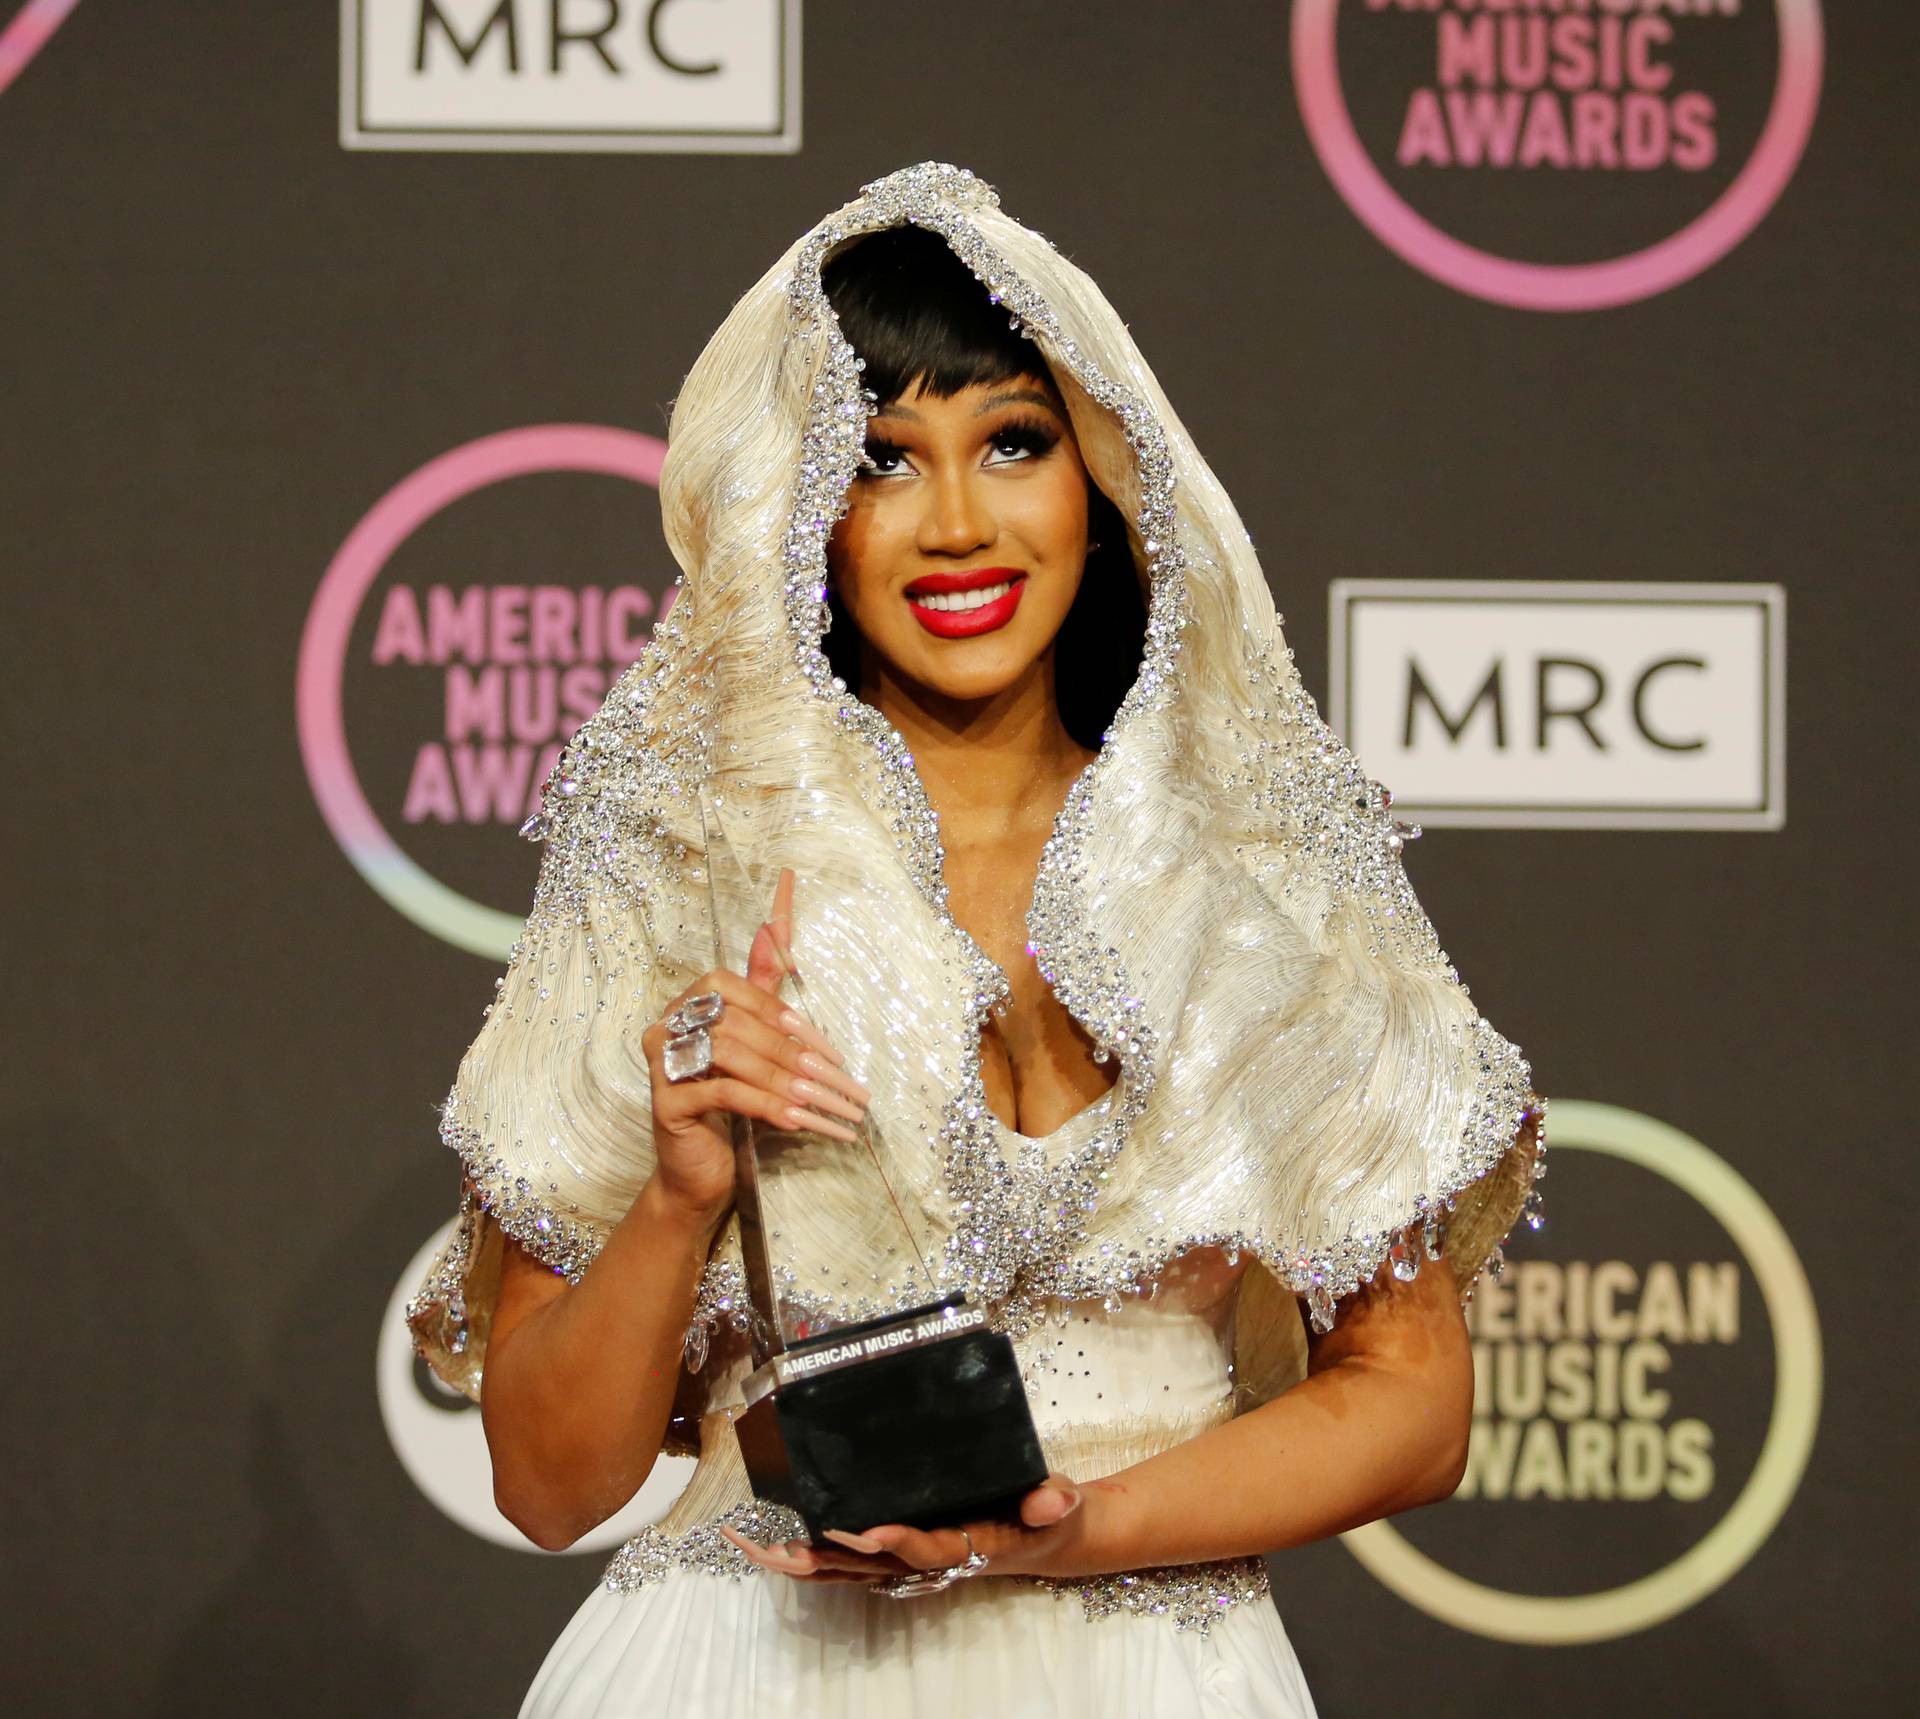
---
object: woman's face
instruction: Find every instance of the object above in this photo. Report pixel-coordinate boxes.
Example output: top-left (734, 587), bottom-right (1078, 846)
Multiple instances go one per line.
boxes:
top-left (825, 371), bottom-right (1091, 706)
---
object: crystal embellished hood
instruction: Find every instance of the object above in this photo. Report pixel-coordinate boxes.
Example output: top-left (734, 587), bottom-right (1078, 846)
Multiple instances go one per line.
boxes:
top-left (406, 161), bottom-right (1545, 1418)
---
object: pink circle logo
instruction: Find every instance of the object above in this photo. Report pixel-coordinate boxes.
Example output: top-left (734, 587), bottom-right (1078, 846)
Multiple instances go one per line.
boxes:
top-left (296, 425), bottom-right (669, 958)
top-left (0, 0), bottom-right (83, 99)
top-left (1291, 0), bottom-right (1823, 311)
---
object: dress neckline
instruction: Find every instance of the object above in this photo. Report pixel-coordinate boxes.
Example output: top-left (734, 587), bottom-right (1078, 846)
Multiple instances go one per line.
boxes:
top-left (987, 1066), bottom-right (1122, 1150)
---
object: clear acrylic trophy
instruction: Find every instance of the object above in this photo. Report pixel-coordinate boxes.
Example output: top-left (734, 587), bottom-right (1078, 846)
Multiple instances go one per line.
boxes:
top-left (696, 770), bottom-right (1047, 1544)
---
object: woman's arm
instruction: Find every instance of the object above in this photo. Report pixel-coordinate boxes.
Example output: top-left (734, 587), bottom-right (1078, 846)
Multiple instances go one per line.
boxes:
top-left (735, 1248), bottom-right (1474, 1583)
top-left (482, 1175), bottom-right (729, 1552)
top-left (1024, 1251), bottom-right (1474, 1576)
top-left (482, 868), bottom-right (869, 1552)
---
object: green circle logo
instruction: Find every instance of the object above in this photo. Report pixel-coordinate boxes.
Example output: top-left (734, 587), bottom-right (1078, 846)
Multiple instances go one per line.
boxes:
top-left (1342, 1100), bottom-right (1821, 1644)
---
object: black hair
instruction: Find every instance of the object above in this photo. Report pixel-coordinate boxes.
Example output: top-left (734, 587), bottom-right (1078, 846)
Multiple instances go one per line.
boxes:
top-left (819, 225), bottom-right (1145, 749)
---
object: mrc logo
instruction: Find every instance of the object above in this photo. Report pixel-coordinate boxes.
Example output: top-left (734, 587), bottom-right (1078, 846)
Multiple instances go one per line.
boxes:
top-left (1328, 580), bottom-right (1786, 832)
top-left (339, 0), bottom-right (801, 153)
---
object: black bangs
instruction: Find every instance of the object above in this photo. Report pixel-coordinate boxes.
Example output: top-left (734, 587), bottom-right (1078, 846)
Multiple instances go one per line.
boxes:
top-left (822, 223), bottom-right (1038, 403)
top-left (819, 222), bottom-right (1147, 750)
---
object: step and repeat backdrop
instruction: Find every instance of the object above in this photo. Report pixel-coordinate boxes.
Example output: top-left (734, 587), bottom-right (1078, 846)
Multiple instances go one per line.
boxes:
top-left (8, 2), bottom-right (1910, 1713)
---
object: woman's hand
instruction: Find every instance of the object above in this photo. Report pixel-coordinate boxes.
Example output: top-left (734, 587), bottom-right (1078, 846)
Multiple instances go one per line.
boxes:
top-left (717, 1472), bottom-right (1093, 1586)
top-left (641, 867), bottom-right (871, 1224)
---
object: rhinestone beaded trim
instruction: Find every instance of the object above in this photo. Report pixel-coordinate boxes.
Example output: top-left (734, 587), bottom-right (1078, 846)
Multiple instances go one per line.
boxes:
top-left (411, 160), bottom-right (1544, 1370)
top-left (729, 158), bottom-right (1536, 1340)
top-left (770, 163), bottom-right (1176, 1339)
top-left (599, 1502), bottom-right (1272, 1640)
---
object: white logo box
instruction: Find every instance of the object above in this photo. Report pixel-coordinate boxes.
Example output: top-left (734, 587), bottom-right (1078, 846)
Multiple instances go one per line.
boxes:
top-left (1328, 580), bottom-right (1785, 831)
top-left (342, 0), bottom-right (800, 153)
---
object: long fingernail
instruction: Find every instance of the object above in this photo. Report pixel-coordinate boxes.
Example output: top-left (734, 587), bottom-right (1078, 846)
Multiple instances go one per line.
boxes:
top-left (783, 1106), bottom-right (859, 1143)
top-left (823, 1528), bottom-right (886, 1554)
top-left (745, 1546), bottom-right (785, 1569)
top-left (790, 1078), bottom-right (865, 1123)
top-left (778, 1008), bottom-right (844, 1063)
top-left (726, 1530), bottom-right (810, 1575)
top-left (799, 1050), bottom-right (872, 1105)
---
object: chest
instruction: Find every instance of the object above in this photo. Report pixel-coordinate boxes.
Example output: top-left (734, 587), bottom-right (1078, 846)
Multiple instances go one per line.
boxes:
top-left (941, 827), bottom-right (1119, 1141)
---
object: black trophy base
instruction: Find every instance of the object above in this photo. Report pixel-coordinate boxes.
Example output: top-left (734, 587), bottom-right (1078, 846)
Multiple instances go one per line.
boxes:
top-left (733, 1295), bottom-right (1048, 1544)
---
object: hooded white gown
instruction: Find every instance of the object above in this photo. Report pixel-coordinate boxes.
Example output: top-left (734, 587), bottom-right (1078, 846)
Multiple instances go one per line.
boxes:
top-left (404, 159), bottom-right (1545, 1719)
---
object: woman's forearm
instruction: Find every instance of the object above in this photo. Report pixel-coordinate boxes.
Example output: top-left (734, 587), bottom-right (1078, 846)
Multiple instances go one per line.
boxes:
top-left (1017, 1315), bottom-right (1472, 1578)
top-left (482, 1175), bottom-right (725, 1550)
top-left (1089, 1360), bottom-right (1465, 1570)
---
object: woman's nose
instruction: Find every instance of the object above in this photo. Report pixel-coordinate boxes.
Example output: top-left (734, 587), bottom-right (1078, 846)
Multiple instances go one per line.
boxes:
top-left (916, 466), bottom-right (993, 555)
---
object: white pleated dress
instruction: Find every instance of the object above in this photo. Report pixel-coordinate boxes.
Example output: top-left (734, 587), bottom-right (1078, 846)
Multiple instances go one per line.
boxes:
top-left (521, 1546), bottom-right (1315, 1718)
top-left (518, 1105), bottom-right (1319, 1719)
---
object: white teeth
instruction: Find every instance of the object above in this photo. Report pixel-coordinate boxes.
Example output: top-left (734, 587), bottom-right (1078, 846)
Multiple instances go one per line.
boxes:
top-left (911, 580), bottom-right (1014, 612)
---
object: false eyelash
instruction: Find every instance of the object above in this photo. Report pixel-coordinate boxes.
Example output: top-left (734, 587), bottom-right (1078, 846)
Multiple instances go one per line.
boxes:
top-left (858, 414), bottom-right (1063, 475)
top-left (988, 414), bottom-right (1062, 459)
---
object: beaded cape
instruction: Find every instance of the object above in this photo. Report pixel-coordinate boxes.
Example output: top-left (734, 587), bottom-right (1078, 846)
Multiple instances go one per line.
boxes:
top-left (406, 161), bottom-right (1546, 1487)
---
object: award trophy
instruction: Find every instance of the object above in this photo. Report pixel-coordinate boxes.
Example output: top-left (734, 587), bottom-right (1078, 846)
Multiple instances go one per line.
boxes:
top-left (697, 776), bottom-right (1048, 1545)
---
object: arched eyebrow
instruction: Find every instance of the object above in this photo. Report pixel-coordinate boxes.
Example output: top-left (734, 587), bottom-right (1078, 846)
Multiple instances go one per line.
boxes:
top-left (870, 387), bottom-right (1061, 424)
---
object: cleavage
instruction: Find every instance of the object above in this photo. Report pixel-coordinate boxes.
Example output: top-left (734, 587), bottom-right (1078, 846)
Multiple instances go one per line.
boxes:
top-left (977, 971), bottom-right (1119, 1142)
top-left (939, 795), bottom-right (1115, 1140)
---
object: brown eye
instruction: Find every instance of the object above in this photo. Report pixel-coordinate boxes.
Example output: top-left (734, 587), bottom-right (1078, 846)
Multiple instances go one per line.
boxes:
top-left (987, 419), bottom-right (1060, 464)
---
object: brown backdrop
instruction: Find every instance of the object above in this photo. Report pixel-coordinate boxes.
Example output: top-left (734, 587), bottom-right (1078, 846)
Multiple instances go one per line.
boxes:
top-left (6, 2), bottom-right (1911, 1712)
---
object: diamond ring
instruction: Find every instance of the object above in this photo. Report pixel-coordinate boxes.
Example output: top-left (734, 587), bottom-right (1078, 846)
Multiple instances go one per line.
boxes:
top-left (667, 991), bottom-right (725, 1034)
top-left (876, 1527), bottom-right (989, 1599)
top-left (663, 1026), bottom-right (714, 1083)
top-left (662, 992), bottom-right (724, 1084)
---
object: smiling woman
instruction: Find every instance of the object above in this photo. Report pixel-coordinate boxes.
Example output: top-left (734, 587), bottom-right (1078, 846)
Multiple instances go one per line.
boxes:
top-left (820, 224), bottom-right (1146, 748)
top-left (813, 228), bottom-right (1153, 1156)
top-left (405, 161), bottom-right (1544, 1719)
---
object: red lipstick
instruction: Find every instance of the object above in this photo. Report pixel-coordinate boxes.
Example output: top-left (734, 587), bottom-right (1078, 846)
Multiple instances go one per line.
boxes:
top-left (904, 566), bottom-right (1027, 639)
